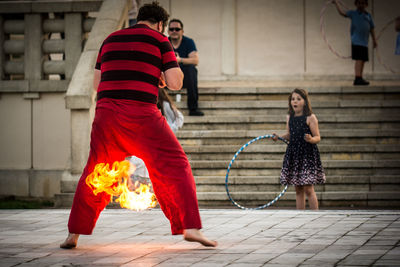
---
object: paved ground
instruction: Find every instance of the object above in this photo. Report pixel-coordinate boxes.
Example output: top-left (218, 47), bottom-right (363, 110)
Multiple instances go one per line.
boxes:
top-left (0, 209), bottom-right (399, 267)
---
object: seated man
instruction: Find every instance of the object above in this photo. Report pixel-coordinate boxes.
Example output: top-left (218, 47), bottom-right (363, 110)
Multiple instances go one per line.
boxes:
top-left (168, 19), bottom-right (204, 116)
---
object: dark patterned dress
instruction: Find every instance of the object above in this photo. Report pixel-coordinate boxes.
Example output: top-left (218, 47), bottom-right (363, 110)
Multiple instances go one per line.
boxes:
top-left (280, 115), bottom-right (326, 186)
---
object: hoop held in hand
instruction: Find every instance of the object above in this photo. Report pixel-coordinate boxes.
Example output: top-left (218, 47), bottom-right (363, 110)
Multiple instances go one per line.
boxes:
top-left (225, 134), bottom-right (289, 210)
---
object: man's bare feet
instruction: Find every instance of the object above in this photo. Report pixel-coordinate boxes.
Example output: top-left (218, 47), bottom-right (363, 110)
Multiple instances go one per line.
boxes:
top-left (183, 229), bottom-right (217, 247)
top-left (60, 233), bottom-right (80, 249)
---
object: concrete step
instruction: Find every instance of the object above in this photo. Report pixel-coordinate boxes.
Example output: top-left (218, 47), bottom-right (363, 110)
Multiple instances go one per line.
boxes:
top-left (180, 107), bottom-right (400, 116)
top-left (178, 129), bottom-right (400, 138)
top-left (177, 129), bottom-right (400, 146)
top-left (182, 114), bottom-right (400, 131)
top-left (169, 85), bottom-right (400, 100)
top-left (196, 175), bottom-right (400, 185)
top-left (180, 115), bottom-right (400, 131)
top-left (177, 99), bottom-right (400, 111)
top-left (198, 177), bottom-right (400, 192)
top-left (200, 183), bottom-right (375, 193)
top-left (190, 160), bottom-right (400, 176)
top-left (54, 192), bottom-right (73, 208)
top-left (184, 144), bottom-right (400, 160)
top-left (197, 190), bottom-right (400, 201)
top-left (182, 123), bottom-right (400, 131)
top-left (183, 114), bottom-right (400, 124)
top-left (190, 159), bottom-right (400, 169)
top-left (182, 93), bottom-right (400, 102)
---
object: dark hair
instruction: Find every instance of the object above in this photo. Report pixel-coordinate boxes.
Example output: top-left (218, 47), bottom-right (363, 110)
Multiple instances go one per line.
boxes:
top-left (169, 18), bottom-right (184, 29)
top-left (137, 1), bottom-right (169, 29)
top-left (157, 87), bottom-right (179, 119)
top-left (288, 88), bottom-right (313, 116)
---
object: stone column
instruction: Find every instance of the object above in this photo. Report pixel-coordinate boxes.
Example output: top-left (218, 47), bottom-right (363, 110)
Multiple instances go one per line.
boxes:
top-left (65, 51), bottom-right (96, 176)
top-left (65, 13), bottom-right (82, 80)
top-left (24, 14), bottom-right (43, 82)
top-left (0, 16), bottom-right (4, 80)
top-left (221, 0), bottom-right (236, 76)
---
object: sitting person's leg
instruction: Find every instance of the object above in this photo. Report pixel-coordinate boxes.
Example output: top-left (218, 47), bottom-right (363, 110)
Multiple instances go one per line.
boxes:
top-left (181, 65), bottom-right (203, 116)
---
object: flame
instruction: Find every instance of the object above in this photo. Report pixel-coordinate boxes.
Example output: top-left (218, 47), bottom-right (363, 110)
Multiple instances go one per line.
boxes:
top-left (85, 160), bottom-right (157, 211)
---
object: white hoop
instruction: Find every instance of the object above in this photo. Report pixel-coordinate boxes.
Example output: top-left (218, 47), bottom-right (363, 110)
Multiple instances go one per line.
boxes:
top-left (320, 0), bottom-right (351, 59)
top-left (225, 134), bottom-right (289, 210)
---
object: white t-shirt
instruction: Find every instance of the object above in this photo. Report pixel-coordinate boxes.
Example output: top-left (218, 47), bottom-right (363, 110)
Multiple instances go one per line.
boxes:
top-left (162, 101), bottom-right (184, 133)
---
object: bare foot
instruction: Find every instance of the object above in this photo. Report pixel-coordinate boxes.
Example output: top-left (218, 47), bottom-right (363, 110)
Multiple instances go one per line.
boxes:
top-left (183, 229), bottom-right (217, 247)
top-left (60, 233), bottom-right (79, 249)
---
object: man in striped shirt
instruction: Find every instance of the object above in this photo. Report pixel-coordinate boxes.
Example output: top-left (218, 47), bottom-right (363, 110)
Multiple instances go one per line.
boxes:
top-left (61, 2), bottom-right (217, 249)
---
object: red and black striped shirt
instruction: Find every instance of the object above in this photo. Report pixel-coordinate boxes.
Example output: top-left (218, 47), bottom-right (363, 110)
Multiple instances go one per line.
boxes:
top-left (95, 24), bottom-right (178, 103)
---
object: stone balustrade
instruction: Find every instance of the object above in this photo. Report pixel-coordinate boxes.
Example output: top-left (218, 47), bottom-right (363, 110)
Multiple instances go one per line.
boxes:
top-left (0, 0), bottom-right (131, 199)
top-left (0, 1), bottom-right (100, 91)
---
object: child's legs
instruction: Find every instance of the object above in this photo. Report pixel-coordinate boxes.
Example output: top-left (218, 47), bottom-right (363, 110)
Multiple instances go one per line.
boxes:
top-left (295, 186), bottom-right (305, 210)
top-left (304, 185), bottom-right (319, 210)
top-left (355, 60), bottom-right (365, 77)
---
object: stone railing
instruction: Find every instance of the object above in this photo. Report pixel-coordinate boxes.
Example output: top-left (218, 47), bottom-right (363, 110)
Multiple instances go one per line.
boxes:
top-left (0, 1), bottom-right (102, 93)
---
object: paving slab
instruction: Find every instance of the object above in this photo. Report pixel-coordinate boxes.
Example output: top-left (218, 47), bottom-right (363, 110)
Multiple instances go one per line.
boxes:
top-left (0, 209), bottom-right (399, 267)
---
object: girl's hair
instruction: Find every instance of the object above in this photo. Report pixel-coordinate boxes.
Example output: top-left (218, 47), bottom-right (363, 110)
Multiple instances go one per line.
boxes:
top-left (157, 87), bottom-right (179, 118)
top-left (288, 88), bottom-right (313, 116)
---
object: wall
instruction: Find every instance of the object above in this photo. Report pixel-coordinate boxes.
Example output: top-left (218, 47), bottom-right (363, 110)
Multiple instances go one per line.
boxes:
top-left (0, 92), bottom-right (69, 197)
top-left (143, 0), bottom-right (400, 80)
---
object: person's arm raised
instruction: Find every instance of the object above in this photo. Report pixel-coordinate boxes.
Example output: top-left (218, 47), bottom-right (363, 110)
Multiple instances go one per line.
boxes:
top-left (164, 67), bottom-right (183, 91)
top-left (333, 0), bottom-right (347, 17)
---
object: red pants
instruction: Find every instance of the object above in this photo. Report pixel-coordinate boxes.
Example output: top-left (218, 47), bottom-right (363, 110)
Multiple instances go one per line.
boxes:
top-left (68, 98), bottom-right (202, 235)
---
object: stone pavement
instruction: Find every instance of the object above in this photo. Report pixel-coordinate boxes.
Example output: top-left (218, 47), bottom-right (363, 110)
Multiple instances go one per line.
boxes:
top-left (0, 209), bottom-right (399, 267)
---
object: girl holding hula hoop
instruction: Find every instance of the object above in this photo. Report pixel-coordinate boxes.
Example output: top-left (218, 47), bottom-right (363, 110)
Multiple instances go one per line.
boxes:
top-left (273, 89), bottom-right (325, 210)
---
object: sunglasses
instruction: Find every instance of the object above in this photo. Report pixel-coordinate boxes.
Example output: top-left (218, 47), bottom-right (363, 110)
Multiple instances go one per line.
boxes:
top-left (169, 27), bottom-right (182, 32)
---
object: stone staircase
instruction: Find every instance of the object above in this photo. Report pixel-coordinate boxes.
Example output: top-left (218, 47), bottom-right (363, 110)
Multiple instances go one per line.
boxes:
top-left (170, 84), bottom-right (400, 208)
top-left (55, 83), bottom-right (400, 209)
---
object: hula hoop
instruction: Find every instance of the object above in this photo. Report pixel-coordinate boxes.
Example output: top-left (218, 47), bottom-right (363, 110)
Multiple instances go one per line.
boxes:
top-left (320, 0), bottom-right (351, 59)
top-left (225, 134), bottom-right (289, 210)
top-left (376, 18), bottom-right (400, 75)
